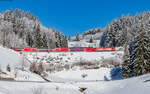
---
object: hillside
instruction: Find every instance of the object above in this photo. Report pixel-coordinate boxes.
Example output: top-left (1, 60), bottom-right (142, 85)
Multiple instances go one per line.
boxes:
top-left (69, 28), bottom-right (103, 48)
top-left (69, 12), bottom-right (150, 49)
top-left (0, 46), bottom-right (20, 69)
top-left (0, 45), bottom-right (150, 94)
top-left (0, 9), bottom-right (68, 49)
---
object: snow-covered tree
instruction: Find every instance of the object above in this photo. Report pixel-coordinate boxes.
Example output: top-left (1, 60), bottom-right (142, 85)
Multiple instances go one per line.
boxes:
top-left (34, 24), bottom-right (43, 48)
top-left (131, 31), bottom-right (150, 76)
top-left (75, 32), bottom-right (80, 41)
top-left (122, 44), bottom-right (131, 79)
top-left (89, 36), bottom-right (94, 43)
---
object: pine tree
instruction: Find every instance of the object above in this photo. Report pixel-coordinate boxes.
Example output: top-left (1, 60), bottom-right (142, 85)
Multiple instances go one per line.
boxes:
top-left (105, 25), bottom-right (116, 47)
top-left (34, 24), bottom-right (42, 48)
top-left (62, 36), bottom-right (68, 48)
top-left (68, 35), bottom-right (71, 41)
top-left (26, 32), bottom-right (33, 47)
top-left (55, 32), bottom-right (61, 48)
top-left (132, 31), bottom-right (150, 76)
top-left (89, 36), bottom-right (93, 43)
top-left (42, 33), bottom-right (48, 48)
top-left (122, 44), bottom-right (131, 79)
top-left (76, 32), bottom-right (80, 41)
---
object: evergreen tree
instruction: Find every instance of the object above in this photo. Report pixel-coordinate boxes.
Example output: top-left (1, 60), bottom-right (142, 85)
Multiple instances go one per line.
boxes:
top-left (62, 36), bottom-right (68, 48)
top-left (105, 25), bottom-right (116, 47)
top-left (42, 33), bottom-right (48, 48)
top-left (122, 44), bottom-right (131, 79)
top-left (26, 32), bottom-right (33, 47)
top-left (131, 31), bottom-right (150, 76)
top-left (68, 35), bottom-right (71, 41)
top-left (89, 36), bottom-right (93, 43)
top-left (34, 24), bottom-right (43, 48)
top-left (55, 32), bottom-right (61, 48)
top-left (75, 32), bottom-right (80, 41)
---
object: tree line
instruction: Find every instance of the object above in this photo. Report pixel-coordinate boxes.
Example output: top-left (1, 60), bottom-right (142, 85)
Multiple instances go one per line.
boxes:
top-left (0, 8), bottom-right (68, 48)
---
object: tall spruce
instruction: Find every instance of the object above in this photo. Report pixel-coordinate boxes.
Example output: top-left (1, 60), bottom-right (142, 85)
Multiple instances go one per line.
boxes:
top-left (34, 24), bottom-right (42, 48)
top-left (131, 30), bottom-right (150, 76)
top-left (75, 32), bottom-right (80, 41)
top-left (89, 36), bottom-right (94, 43)
top-left (26, 32), bottom-right (33, 47)
top-left (42, 33), bottom-right (48, 48)
top-left (122, 43), bottom-right (131, 79)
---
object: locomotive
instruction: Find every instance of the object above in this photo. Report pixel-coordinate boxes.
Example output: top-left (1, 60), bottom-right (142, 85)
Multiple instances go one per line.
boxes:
top-left (12, 47), bottom-right (118, 52)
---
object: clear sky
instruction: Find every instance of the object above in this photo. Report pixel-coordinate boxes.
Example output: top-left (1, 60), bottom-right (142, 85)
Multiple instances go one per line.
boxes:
top-left (0, 0), bottom-right (150, 36)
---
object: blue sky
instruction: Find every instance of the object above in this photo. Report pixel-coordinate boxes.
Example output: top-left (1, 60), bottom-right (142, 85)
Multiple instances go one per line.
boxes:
top-left (0, 0), bottom-right (150, 36)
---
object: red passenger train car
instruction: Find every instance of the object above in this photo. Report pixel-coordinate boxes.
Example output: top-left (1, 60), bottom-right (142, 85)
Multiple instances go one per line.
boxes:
top-left (69, 48), bottom-right (84, 51)
top-left (53, 48), bottom-right (68, 52)
top-left (12, 47), bottom-right (116, 52)
top-left (85, 47), bottom-right (97, 51)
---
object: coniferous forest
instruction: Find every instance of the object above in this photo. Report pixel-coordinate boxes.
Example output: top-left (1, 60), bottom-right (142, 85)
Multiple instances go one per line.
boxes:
top-left (0, 8), bottom-right (68, 49)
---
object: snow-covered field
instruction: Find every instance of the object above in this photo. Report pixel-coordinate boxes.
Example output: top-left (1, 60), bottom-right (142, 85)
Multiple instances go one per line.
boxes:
top-left (0, 46), bottom-right (150, 94)
top-left (0, 74), bottom-right (150, 94)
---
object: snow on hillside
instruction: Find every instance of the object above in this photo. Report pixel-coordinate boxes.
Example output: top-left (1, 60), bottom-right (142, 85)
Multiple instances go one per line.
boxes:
top-left (68, 40), bottom-right (100, 48)
top-left (0, 46), bottom-right (21, 70)
top-left (0, 46), bottom-right (46, 81)
top-left (48, 68), bottom-right (112, 82)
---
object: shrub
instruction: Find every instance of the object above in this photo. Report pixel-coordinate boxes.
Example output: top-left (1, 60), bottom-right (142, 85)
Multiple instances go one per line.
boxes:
top-left (38, 63), bottom-right (45, 73)
top-left (30, 63), bottom-right (38, 73)
top-left (6, 64), bottom-right (11, 72)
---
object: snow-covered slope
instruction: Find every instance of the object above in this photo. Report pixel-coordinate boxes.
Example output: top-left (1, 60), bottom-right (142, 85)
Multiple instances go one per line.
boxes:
top-left (0, 73), bottom-right (149, 94)
top-left (68, 40), bottom-right (100, 48)
top-left (69, 28), bottom-right (104, 48)
top-left (0, 46), bottom-right (21, 70)
top-left (0, 46), bottom-right (149, 94)
top-left (48, 68), bottom-right (112, 82)
top-left (0, 46), bottom-right (45, 81)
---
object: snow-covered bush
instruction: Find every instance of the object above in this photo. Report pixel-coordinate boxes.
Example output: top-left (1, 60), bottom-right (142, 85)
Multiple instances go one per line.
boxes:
top-left (38, 63), bottom-right (45, 73)
top-left (29, 63), bottom-right (38, 73)
top-left (6, 64), bottom-right (11, 72)
top-left (101, 57), bottom-right (121, 67)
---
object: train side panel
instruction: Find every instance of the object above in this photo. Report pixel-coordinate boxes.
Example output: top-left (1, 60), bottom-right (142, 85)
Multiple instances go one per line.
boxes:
top-left (69, 48), bottom-right (84, 52)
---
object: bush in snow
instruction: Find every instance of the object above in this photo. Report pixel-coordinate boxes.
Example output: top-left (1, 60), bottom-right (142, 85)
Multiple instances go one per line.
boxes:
top-left (29, 63), bottom-right (38, 73)
top-left (6, 64), bottom-right (11, 72)
top-left (101, 57), bottom-right (121, 67)
top-left (38, 62), bottom-right (45, 73)
top-left (81, 73), bottom-right (88, 78)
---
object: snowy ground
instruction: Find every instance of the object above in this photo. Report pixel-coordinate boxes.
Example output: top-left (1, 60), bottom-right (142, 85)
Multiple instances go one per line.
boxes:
top-left (0, 46), bottom-right (150, 94)
top-left (0, 74), bottom-right (150, 94)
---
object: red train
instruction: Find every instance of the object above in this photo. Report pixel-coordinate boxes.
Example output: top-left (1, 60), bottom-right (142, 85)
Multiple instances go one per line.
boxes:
top-left (12, 47), bottom-right (118, 52)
